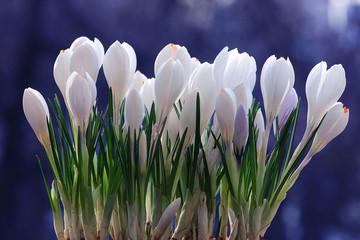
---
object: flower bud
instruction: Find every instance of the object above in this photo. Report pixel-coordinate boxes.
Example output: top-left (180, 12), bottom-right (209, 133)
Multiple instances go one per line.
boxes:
top-left (273, 88), bottom-right (298, 135)
top-left (233, 104), bottom-right (248, 164)
top-left (260, 56), bottom-right (294, 126)
top-left (124, 88), bottom-right (144, 134)
top-left (254, 108), bottom-right (265, 153)
top-left (65, 72), bottom-right (97, 133)
top-left (215, 87), bottom-right (237, 144)
top-left (23, 88), bottom-right (50, 147)
top-left (154, 59), bottom-right (185, 123)
top-left (153, 198), bottom-right (181, 239)
top-left (53, 49), bottom-right (71, 99)
top-left (305, 62), bottom-right (346, 132)
top-left (140, 77), bottom-right (155, 112)
top-left (167, 108), bottom-right (179, 145)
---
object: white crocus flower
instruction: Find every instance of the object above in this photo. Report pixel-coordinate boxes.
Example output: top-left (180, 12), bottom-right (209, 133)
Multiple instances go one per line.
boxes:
top-left (260, 56), bottom-right (295, 127)
top-left (305, 62), bottom-right (346, 139)
top-left (188, 62), bottom-right (216, 131)
top-left (180, 89), bottom-right (203, 146)
top-left (233, 104), bottom-right (248, 163)
top-left (167, 108), bottom-right (179, 145)
top-left (124, 88), bottom-right (144, 135)
top-left (273, 88), bottom-right (298, 135)
top-left (154, 59), bottom-right (185, 124)
top-left (215, 87), bottom-right (237, 145)
top-left (153, 198), bottom-right (181, 239)
top-left (65, 72), bottom-right (97, 136)
top-left (132, 70), bottom-right (147, 92)
top-left (23, 88), bottom-right (50, 147)
top-left (54, 37), bottom-right (103, 100)
top-left (300, 102), bottom-right (349, 168)
top-left (140, 77), bottom-right (155, 112)
top-left (233, 83), bottom-right (253, 111)
top-left (254, 108), bottom-right (265, 153)
top-left (213, 47), bottom-right (257, 91)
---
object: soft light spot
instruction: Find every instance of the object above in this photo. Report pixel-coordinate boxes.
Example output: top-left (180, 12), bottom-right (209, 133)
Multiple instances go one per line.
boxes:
top-left (344, 107), bottom-right (348, 113)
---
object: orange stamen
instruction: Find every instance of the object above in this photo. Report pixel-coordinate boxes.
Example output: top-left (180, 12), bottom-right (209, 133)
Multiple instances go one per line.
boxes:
top-left (344, 107), bottom-right (348, 113)
top-left (60, 50), bottom-right (65, 53)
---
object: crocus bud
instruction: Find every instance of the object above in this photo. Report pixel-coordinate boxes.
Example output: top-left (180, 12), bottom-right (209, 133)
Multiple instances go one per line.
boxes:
top-left (132, 70), bottom-right (147, 92)
top-left (305, 62), bottom-right (346, 133)
top-left (53, 49), bottom-right (71, 99)
top-left (153, 198), bottom-right (181, 239)
top-left (66, 72), bottom-right (97, 133)
top-left (124, 88), bottom-right (144, 135)
top-left (308, 102), bottom-right (349, 156)
top-left (215, 87), bottom-right (237, 145)
top-left (103, 41), bottom-right (137, 112)
top-left (167, 108), bottom-right (179, 145)
top-left (180, 89), bottom-right (203, 146)
top-left (274, 88), bottom-right (298, 135)
top-left (70, 37), bottom-right (104, 82)
top-left (23, 88), bottom-right (50, 147)
top-left (188, 62), bottom-right (216, 131)
top-left (139, 133), bottom-right (147, 175)
top-left (140, 77), bottom-right (155, 112)
top-left (154, 59), bottom-right (185, 124)
top-left (260, 56), bottom-right (295, 126)
top-left (233, 104), bottom-right (248, 164)
top-left (254, 109), bottom-right (265, 153)
top-left (155, 43), bottom-right (192, 80)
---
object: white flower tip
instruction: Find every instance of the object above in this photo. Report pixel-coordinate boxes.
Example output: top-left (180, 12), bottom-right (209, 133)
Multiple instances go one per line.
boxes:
top-left (153, 198), bottom-right (181, 238)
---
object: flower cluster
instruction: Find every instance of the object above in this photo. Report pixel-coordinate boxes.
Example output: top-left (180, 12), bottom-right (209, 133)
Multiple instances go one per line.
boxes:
top-left (23, 36), bottom-right (349, 240)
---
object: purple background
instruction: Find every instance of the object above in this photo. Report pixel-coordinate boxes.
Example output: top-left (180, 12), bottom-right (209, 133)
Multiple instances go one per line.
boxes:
top-left (0, 0), bottom-right (360, 239)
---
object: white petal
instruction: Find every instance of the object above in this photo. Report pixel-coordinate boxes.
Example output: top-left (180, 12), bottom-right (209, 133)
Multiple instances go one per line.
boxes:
top-left (180, 89), bottom-right (202, 141)
top-left (233, 83), bottom-right (253, 111)
top-left (140, 78), bottom-right (155, 112)
top-left (132, 70), bottom-right (147, 92)
top-left (70, 36), bottom-right (89, 51)
top-left (213, 47), bottom-right (229, 89)
top-left (122, 42), bottom-right (137, 75)
top-left (153, 198), bottom-right (181, 239)
top-left (167, 108), bottom-right (179, 145)
top-left (254, 109), bottom-right (265, 153)
top-left (53, 49), bottom-right (71, 98)
top-left (124, 88), bottom-right (144, 132)
top-left (23, 88), bottom-right (50, 146)
top-left (233, 104), bottom-right (248, 160)
top-left (94, 38), bottom-right (105, 68)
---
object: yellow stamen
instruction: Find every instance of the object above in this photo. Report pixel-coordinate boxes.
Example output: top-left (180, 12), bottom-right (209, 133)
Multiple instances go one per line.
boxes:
top-left (142, 79), bottom-right (146, 84)
top-left (170, 43), bottom-right (176, 49)
top-left (344, 107), bottom-right (348, 113)
top-left (195, 58), bottom-right (199, 62)
top-left (280, 57), bottom-right (284, 59)
top-left (221, 87), bottom-right (225, 91)
top-left (60, 50), bottom-right (65, 53)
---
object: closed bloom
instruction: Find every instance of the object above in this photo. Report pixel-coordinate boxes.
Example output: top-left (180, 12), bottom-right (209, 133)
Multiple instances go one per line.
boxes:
top-left (254, 108), bottom-right (265, 153)
top-left (132, 70), bottom-right (147, 92)
top-left (188, 62), bottom-right (216, 131)
top-left (140, 77), bottom-right (155, 112)
top-left (153, 198), bottom-right (181, 239)
top-left (260, 56), bottom-right (295, 126)
top-left (124, 88), bottom-right (144, 134)
top-left (305, 62), bottom-right (346, 134)
top-left (213, 47), bottom-right (256, 91)
top-left (154, 59), bottom-right (185, 124)
top-left (167, 108), bottom-right (179, 145)
top-left (23, 88), bottom-right (50, 147)
top-left (233, 104), bottom-right (248, 164)
top-left (274, 88), bottom-right (298, 135)
top-left (309, 102), bottom-right (349, 156)
top-left (215, 87), bottom-right (237, 144)
top-left (54, 37), bottom-right (103, 100)
top-left (180, 89), bottom-right (203, 145)
top-left (103, 41), bottom-right (137, 112)
top-left (66, 72), bottom-right (97, 133)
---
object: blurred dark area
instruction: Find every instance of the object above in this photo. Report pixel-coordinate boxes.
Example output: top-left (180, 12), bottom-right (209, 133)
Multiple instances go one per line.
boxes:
top-left (0, 0), bottom-right (359, 239)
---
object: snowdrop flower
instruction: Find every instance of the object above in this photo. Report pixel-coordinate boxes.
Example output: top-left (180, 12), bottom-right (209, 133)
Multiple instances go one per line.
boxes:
top-left (124, 88), bottom-right (144, 135)
top-left (273, 88), bottom-right (298, 135)
top-left (54, 37), bottom-right (103, 100)
top-left (233, 104), bottom-right (248, 164)
top-left (103, 41), bottom-right (137, 117)
top-left (140, 77), bottom-right (155, 112)
top-left (180, 89), bottom-right (203, 146)
top-left (305, 62), bottom-right (346, 137)
top-left (213, 47), bottom-right (256, 91)
top-left (132, 70), bottom-right (147, 92)
top-left (154, 59), bottom-right (185, 124)
top-left (260, 56), bottom-right (295, 127)
top-left (188, 62), bottom-right (216, 131)
top-left (66, 72), bottom-right (97, 135)
top-left (215, 87), bottom-right (237, 145)
top-left (301, 102), bottom-right (349, 168)
top-left (254, 109), bottom-right (265, 153)
top-left (23, 88), bottom-right (50, 147)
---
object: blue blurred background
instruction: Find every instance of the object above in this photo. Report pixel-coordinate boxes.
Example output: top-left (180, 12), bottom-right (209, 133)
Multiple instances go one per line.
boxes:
top-left (0, 0), bottom-right (360, 239)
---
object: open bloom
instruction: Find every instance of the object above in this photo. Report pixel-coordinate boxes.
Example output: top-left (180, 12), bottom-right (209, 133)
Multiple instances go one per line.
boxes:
top-left (305, 62), bottom-right (346, 135)
top-left (260, 56), bottom-right (294, 127)
top-left (103, 41), bottom-right (137, 113)
top-left (66, 72), bottom-right (97, 134)
top-left (215, 87), bottom-right (237, 145)
top-left (23, 88), bottom-right (50, 147)
top-left (154, 59), bottom-right (185, 124)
